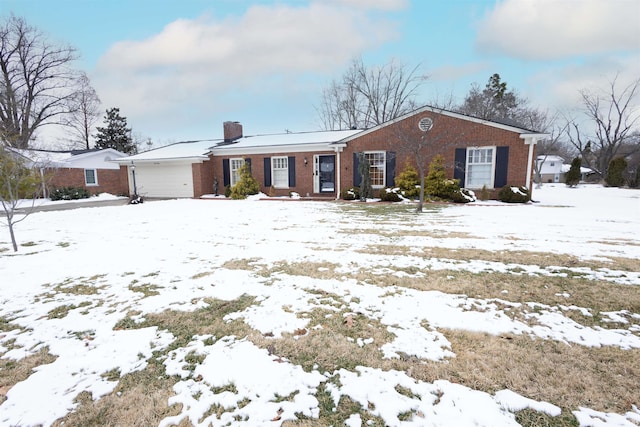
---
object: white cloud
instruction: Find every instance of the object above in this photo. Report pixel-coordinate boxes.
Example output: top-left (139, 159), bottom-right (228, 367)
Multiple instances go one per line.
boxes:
top-left (324, 0), bottom-right (408, 10)
top-left (92, 2), bottom-right (400, 139)
top-left (476, 0), bottom-right (640, 60)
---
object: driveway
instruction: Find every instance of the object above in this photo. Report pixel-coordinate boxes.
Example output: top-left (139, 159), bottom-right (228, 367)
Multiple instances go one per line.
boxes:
top-left (2, 198), bottom-right (131, 215)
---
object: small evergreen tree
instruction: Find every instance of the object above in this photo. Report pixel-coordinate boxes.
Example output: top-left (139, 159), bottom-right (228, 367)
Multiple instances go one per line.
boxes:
top-left (395, 162), bottom-right (420, 199)
top-left (94, 108), bottom-right (136, 154)
top-left (424, 155), bottom-right (460, 199)
top-left (357, 152), bottom-right (373, 200)
top-left (565, 157), bottom-right (582, 187)
top-left (605, 157), bottom-right (627, 187)
top-left (229, 161), bottom-right (260, 199)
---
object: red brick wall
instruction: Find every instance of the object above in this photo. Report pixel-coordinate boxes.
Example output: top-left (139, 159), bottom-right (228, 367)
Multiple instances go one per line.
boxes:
top-left (47, 167), bottom-right (129, 196)
top-left (192, 160), bottom-right (214, 197)
top-left (210, 151), bottom-right (337, 197)
top-left (341, 111), bottom-right (532, 191)
top-left (206, 112), bottom-right (533, 198)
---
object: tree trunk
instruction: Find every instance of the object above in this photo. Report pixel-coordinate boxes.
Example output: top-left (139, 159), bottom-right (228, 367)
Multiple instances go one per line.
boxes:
top-left (8, 218), bottom-right (18, 252)
top-left (417, 169), bottom-right (425, 213)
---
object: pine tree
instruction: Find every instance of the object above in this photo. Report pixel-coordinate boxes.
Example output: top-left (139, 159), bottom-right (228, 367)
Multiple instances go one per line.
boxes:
top-left (565, 157), bottom-right (582, 187)
top-left (94, 108), bottom-right (136, 154)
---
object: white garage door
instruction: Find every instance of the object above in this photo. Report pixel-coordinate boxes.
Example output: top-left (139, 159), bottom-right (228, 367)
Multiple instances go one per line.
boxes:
top-left (133, 162), bottom-right (194, 198)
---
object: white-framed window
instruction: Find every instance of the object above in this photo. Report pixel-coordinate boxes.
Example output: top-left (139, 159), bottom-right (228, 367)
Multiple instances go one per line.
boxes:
top-left (271, 156), bottom-right (289, 188)
top-left (364, 151), bottom-right (386, 188)
top-left (466, 147), bottom-right (495, 189)
top-left (230, 158), bottom-right (244, 187)
top-left (84, 169), bottom-right (98, 186)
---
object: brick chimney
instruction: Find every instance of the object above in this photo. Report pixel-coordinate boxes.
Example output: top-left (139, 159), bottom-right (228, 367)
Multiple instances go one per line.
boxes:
top-left (223, 121), bottom-right (243, 142)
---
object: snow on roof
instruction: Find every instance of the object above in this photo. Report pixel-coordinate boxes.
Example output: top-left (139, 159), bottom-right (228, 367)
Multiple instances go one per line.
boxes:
top-left (561, 164), bottom-right (593, 174)
top-left (8, 148), bottom-right (126, 167)
top-left (536, 155), bottom-right (564, 162)
top-left (118, 139), bottom-right (222, 162)
top-left (211, 129), bottom-right (361, 154)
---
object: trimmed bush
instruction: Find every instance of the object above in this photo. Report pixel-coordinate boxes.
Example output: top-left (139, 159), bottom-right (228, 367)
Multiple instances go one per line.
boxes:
top-left (379, 187), bottom-right (402, 202)
top-left (50, 187), bottom-right (91, 201)
top-left (341, 187), bottom-right (360, 200)
top-left (605, 157), bottom-right (627, 187)
top-left (498, 185), bottom-right (530, 203)
top-left (395, 163), bottom-right (420, 199)
top-left (229, 161), bottom-right (260, 199)
top-left (449, 188), bottom-right (476, 204)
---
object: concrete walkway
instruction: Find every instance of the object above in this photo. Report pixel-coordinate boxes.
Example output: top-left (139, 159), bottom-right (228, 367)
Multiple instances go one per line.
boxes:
top-left (4, 198), bottom-right (131, 215)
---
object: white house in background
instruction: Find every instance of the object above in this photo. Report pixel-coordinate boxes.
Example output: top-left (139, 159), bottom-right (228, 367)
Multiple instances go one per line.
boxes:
top-left (8, 148), bottom-right (128, 196)
top-left (536, 155), bottom-right (565, 183)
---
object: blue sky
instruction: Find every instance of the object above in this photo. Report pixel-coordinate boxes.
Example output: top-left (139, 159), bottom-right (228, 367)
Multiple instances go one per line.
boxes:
top-left (1, 0), bottom-right (639, 147)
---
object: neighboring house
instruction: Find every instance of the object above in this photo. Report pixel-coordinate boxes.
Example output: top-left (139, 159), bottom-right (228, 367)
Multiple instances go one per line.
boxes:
top-left (536, 155), bottom-right (594, 183)
top-left (536, 155), bottom-right (565, 183)
top-left (116, 106), bottom-right (547, 199)
top-left (8, 148), bottom-right (129, 196)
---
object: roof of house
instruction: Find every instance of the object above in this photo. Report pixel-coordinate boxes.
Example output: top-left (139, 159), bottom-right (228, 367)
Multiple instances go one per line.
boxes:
top-left (561, 164), bottom-right (594, 174)
top-left (536, 155), bottom-right (565, 162)
top-left (210, 129), bottom-right (362, 155)
top-left (115, 139), bottom-right (223, 163)
top-left (8, 148), bottom-right (126, 167)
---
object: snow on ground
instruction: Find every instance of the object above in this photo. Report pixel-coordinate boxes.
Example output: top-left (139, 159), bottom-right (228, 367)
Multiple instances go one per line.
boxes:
top-left (0, 184), bottom-right (639, 426)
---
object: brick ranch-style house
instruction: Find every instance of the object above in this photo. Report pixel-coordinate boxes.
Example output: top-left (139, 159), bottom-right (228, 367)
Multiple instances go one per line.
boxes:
top-left (8, 147), bottom-right (129, 197)
top-left (116, 106), bottom-right (546, 200)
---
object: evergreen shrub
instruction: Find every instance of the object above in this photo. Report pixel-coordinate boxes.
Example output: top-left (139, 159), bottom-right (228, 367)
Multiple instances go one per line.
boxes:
top-left (565, 157), bottom-right (582, 187)
top-left (229, 161), bottom-right (260, 199)
top-left (605, 157), bottom-right (627, 187)
top-left (379, 187), bottom-right (402, 202)
top-left (424, 155), bottom-right (460, 199)
top-left (50, 187), bottom-right (91, 201)
top-left (395, 163), bottom-right (420, 199)
top-left (498, 185), bottom-right (530, 203)
top-left (449, 188), bottom-right (476, 204)
top-left (341, 187), bottom-right (360, 200)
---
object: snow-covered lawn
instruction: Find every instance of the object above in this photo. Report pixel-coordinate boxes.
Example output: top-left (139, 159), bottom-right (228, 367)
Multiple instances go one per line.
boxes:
top-left (0, 184), bottom-right (639, 426)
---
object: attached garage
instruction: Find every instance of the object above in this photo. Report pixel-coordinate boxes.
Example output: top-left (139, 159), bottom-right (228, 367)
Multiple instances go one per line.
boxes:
top-left (115, 140), bottom-right (220, 199)
top-left (131, 161), bottom-right (194, 198)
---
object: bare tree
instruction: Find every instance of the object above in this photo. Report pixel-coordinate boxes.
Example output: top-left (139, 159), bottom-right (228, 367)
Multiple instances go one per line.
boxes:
top-left (0, 144), bottom-right (44, 251)
top-left (393, 110), bottom-right (462, 212)
top-left (0, 15), bottom-right (80, 148)
top-left (458, 73), bottom-right (543, 129)
top-left (62, 72), bottom-right (101, 150)
top-left (566, 77), bottom-right (640, 179)
top-left (317, 57), bottom-right (427, 130)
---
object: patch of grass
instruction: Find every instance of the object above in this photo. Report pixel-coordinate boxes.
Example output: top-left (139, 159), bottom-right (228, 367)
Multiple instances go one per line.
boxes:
top-left (57, 242), bottom-right (70, 248)
top-left (515, 408), bottom-right (579, 427)
top-left (0, 347), bottom-right (56, 405)
top-left (401, 330), bottom-right (640, 414)
top-left (101, 368), bottom-right (121, 381)
top-left (51, 355), bottom-right (184, 427)
top-left (20, 241), bottom-right (37, 247)
top-left (191, 271), bottom-right (214, 279)
top-left (48, 304), bottom-right (77, 319)
top-left (128, 283), bottom-right (161, 298)
top-left (120, 295), bottom-right (256, 351)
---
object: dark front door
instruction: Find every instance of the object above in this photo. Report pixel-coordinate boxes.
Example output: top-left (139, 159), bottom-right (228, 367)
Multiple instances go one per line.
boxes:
top-left (315, 155), bottom-right (335, 193)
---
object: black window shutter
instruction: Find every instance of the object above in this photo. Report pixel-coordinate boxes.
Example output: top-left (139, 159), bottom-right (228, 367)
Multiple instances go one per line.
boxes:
top-left (494, 146), bottom-right (509, 188)
top-left (353, 153), bottom-right (361, 187)
top-left (288, 156), bottom-right (296, 187)
top-left (453, 148), bottom-right (466, 185)
top-left (263, 157), bottom-right (271, 187)
top-left (245, 158), bottom-right (251, 172)
top-left (385, 151), bottom-right (396, 187)
top-left (223, 159), bottom-right (230, 187)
